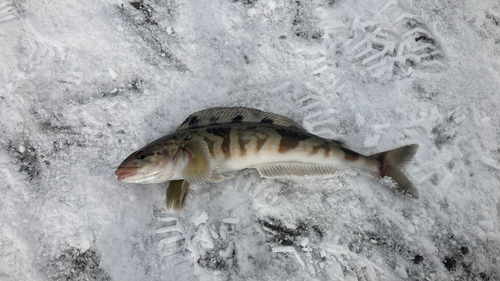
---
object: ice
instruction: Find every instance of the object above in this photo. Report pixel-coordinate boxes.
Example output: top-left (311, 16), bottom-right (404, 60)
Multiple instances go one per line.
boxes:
top-left (191, 211), bottom-right (209, 226)
top-left (364, 134), bottom-right (381, 148)
top-left (372, 123), bottom-right (391, 133)
top-left (192, 226), bottom-right (214, 250)
top-left (108, 68), bottom-right (118, 80)
top-left (488, 232), bottom-right (500, 243)
top-left (166, 26), bottom-right (173, 35)
top-left (272, 247), bottom-right (305, 268)
top-left (320, 248), bottom-right (326, 258)
top-left (311, 65), bottom-right (328, 75)
top-left (481, 155), bottom-right (500, 170)
top-left (395, 264), bottom-right (408, 279)
top-left (155, 225), bottom-right (180, 234)
top-left (210, 229), bottom-right (219, 239)
top-left (453, 114), bottom-right (466, 124)
top-left (267, 1), bottom-right (276, 11)
top-left (300, 237), bottom-right (309, 247)
top-left (355, 113), bottom-right (365, 127)
top-left (2, 0), bottom-right (500, 279)
top-left (270, 81), bottom-right (291, 93)
top-left (222, 218), bottom-right (240, 224)
top-left (478, 221), bottom-right (494, 232)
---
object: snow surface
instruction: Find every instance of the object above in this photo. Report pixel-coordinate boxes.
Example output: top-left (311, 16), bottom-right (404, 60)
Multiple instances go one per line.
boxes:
top-left (1, 0), bottom-right (500, 280)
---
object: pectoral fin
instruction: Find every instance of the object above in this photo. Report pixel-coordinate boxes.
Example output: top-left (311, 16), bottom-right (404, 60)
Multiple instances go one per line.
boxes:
top-left (166, 180), bottom-right (189, 210)
top-left (182, 138), bottom-right (212, 183)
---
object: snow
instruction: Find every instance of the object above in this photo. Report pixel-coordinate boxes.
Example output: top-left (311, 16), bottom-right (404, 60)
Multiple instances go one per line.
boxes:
top-left (1, 0), bottom-right (500, 280)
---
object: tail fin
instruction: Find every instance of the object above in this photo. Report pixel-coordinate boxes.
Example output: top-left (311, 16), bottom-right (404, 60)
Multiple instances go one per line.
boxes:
top-left (370, 144), bottom-right (419, 199)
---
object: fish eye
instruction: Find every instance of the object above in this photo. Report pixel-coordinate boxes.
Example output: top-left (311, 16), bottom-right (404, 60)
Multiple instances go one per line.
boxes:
top-left (136, 150), bottom-right (147, 160)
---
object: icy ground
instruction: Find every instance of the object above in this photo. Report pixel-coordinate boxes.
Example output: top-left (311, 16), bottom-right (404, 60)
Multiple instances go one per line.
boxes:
top-left (1, 0), bottom-right (500, 280)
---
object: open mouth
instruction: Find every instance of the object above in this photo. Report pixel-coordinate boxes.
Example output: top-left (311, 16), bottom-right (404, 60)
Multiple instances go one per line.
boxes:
top-left (115, 166), bottom-right (139, 182)
top-left (115, 166), bottom-right (164, 183)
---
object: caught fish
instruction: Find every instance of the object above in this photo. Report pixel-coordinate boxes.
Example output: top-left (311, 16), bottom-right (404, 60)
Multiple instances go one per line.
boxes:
top-left (115, 107), bottom-right (419, 210)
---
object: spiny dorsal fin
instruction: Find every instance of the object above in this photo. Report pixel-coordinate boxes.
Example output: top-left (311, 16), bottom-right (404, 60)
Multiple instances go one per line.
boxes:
top-left (176, 107), bottom-right (306, 131)
top-left (166, 180), bottom-right (189, 210)
top-left (181, 138), bottom-right (212, 183)
top-left (254, 162), bottom-right (350, 178)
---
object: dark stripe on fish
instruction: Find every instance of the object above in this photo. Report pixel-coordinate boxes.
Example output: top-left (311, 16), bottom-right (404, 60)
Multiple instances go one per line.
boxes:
top-left (206, 127), bottom-right (231, 158)
top-left (340, 146), bottom-right (360, 161)
top-left (276, 127), bottom-right (309, 153)
top-left (188, 116), bottom-right (199, 126)
top-left (260, 118), bottom-right (274, 124)
top-left (311, 143), bottom-right (331, 157)
top-left (202, 136), bottom-right (215, 156)
top-left (232, 115), bottom-right (243, 123)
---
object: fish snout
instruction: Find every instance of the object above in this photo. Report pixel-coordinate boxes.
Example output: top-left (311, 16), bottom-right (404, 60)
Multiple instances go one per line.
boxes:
top-left (115, 166), bottom-right (139, 182)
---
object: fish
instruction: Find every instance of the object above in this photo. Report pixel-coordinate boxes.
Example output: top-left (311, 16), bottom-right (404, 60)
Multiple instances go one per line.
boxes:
top-left (115, 107), bottom-right (419, 210)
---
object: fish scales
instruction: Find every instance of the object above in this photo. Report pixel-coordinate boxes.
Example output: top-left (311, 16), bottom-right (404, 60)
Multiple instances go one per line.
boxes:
top-left (188, 123), bottom-right (380, 174)
top-left (115, 107), bottom-right (419, 210)
top-left (128, 122), bottom-right (379, 181)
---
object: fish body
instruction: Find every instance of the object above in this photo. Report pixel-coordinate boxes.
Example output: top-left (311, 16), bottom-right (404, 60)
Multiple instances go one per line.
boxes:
top-left (116, 107), bottom-right (419, 209)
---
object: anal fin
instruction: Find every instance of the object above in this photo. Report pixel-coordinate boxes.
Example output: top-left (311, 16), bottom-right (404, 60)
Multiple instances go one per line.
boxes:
top-left (166, 180), bottom-right (189, 210)
top-left (209, 167), bottom-right (236, 182)
top-left (254, 163), bottom-right (350, 178)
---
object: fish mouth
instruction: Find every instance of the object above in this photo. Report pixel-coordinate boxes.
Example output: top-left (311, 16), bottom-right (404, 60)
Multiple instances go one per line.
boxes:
top-left (115, 166), bottom-right (139, 182)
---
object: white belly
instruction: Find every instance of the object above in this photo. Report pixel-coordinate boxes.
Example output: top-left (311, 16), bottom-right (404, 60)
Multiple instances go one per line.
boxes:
top-left (214, 149), bottom-right (345, 172)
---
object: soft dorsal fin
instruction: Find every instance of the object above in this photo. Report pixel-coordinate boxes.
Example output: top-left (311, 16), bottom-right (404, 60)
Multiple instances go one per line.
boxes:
top-left (176, 107), bottom-right (306, 131)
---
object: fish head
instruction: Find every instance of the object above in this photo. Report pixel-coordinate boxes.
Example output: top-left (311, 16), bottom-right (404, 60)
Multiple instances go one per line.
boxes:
top-left (115, 140), bottom-right (183, 183)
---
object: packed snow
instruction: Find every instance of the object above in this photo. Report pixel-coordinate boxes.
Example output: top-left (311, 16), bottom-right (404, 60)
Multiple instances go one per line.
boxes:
top-left (1, 0), bottom-right (500, 280)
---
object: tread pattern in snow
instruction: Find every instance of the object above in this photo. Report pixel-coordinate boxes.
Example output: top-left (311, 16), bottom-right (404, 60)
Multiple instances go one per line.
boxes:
top-left (234, 170), bottom-right (282, 210)
top-left (298, 91), bottom-right (347, 139)
top-left (0, 0), bottom-right (17, 24)
top-left (19, 42), bottom-right (67, 75)
top-left (154, 214), bottom-right (195, 280)
top-left (343, 0), bottom-right (445, 77)
top-left (119, 1), bottom-right (188, 72)
top-left (272, 80), bottom-right (350, 141)
top-left (259, 216), bottom-right (394, 279)
top-left (6, 139), bottom-right (43, 181)
top-left (46, 247), bottom-right (111, 281)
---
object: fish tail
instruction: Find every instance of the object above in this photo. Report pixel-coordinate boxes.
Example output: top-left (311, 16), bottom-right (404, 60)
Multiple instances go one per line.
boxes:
top-left (370, 144), bottom-right (419, 199)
